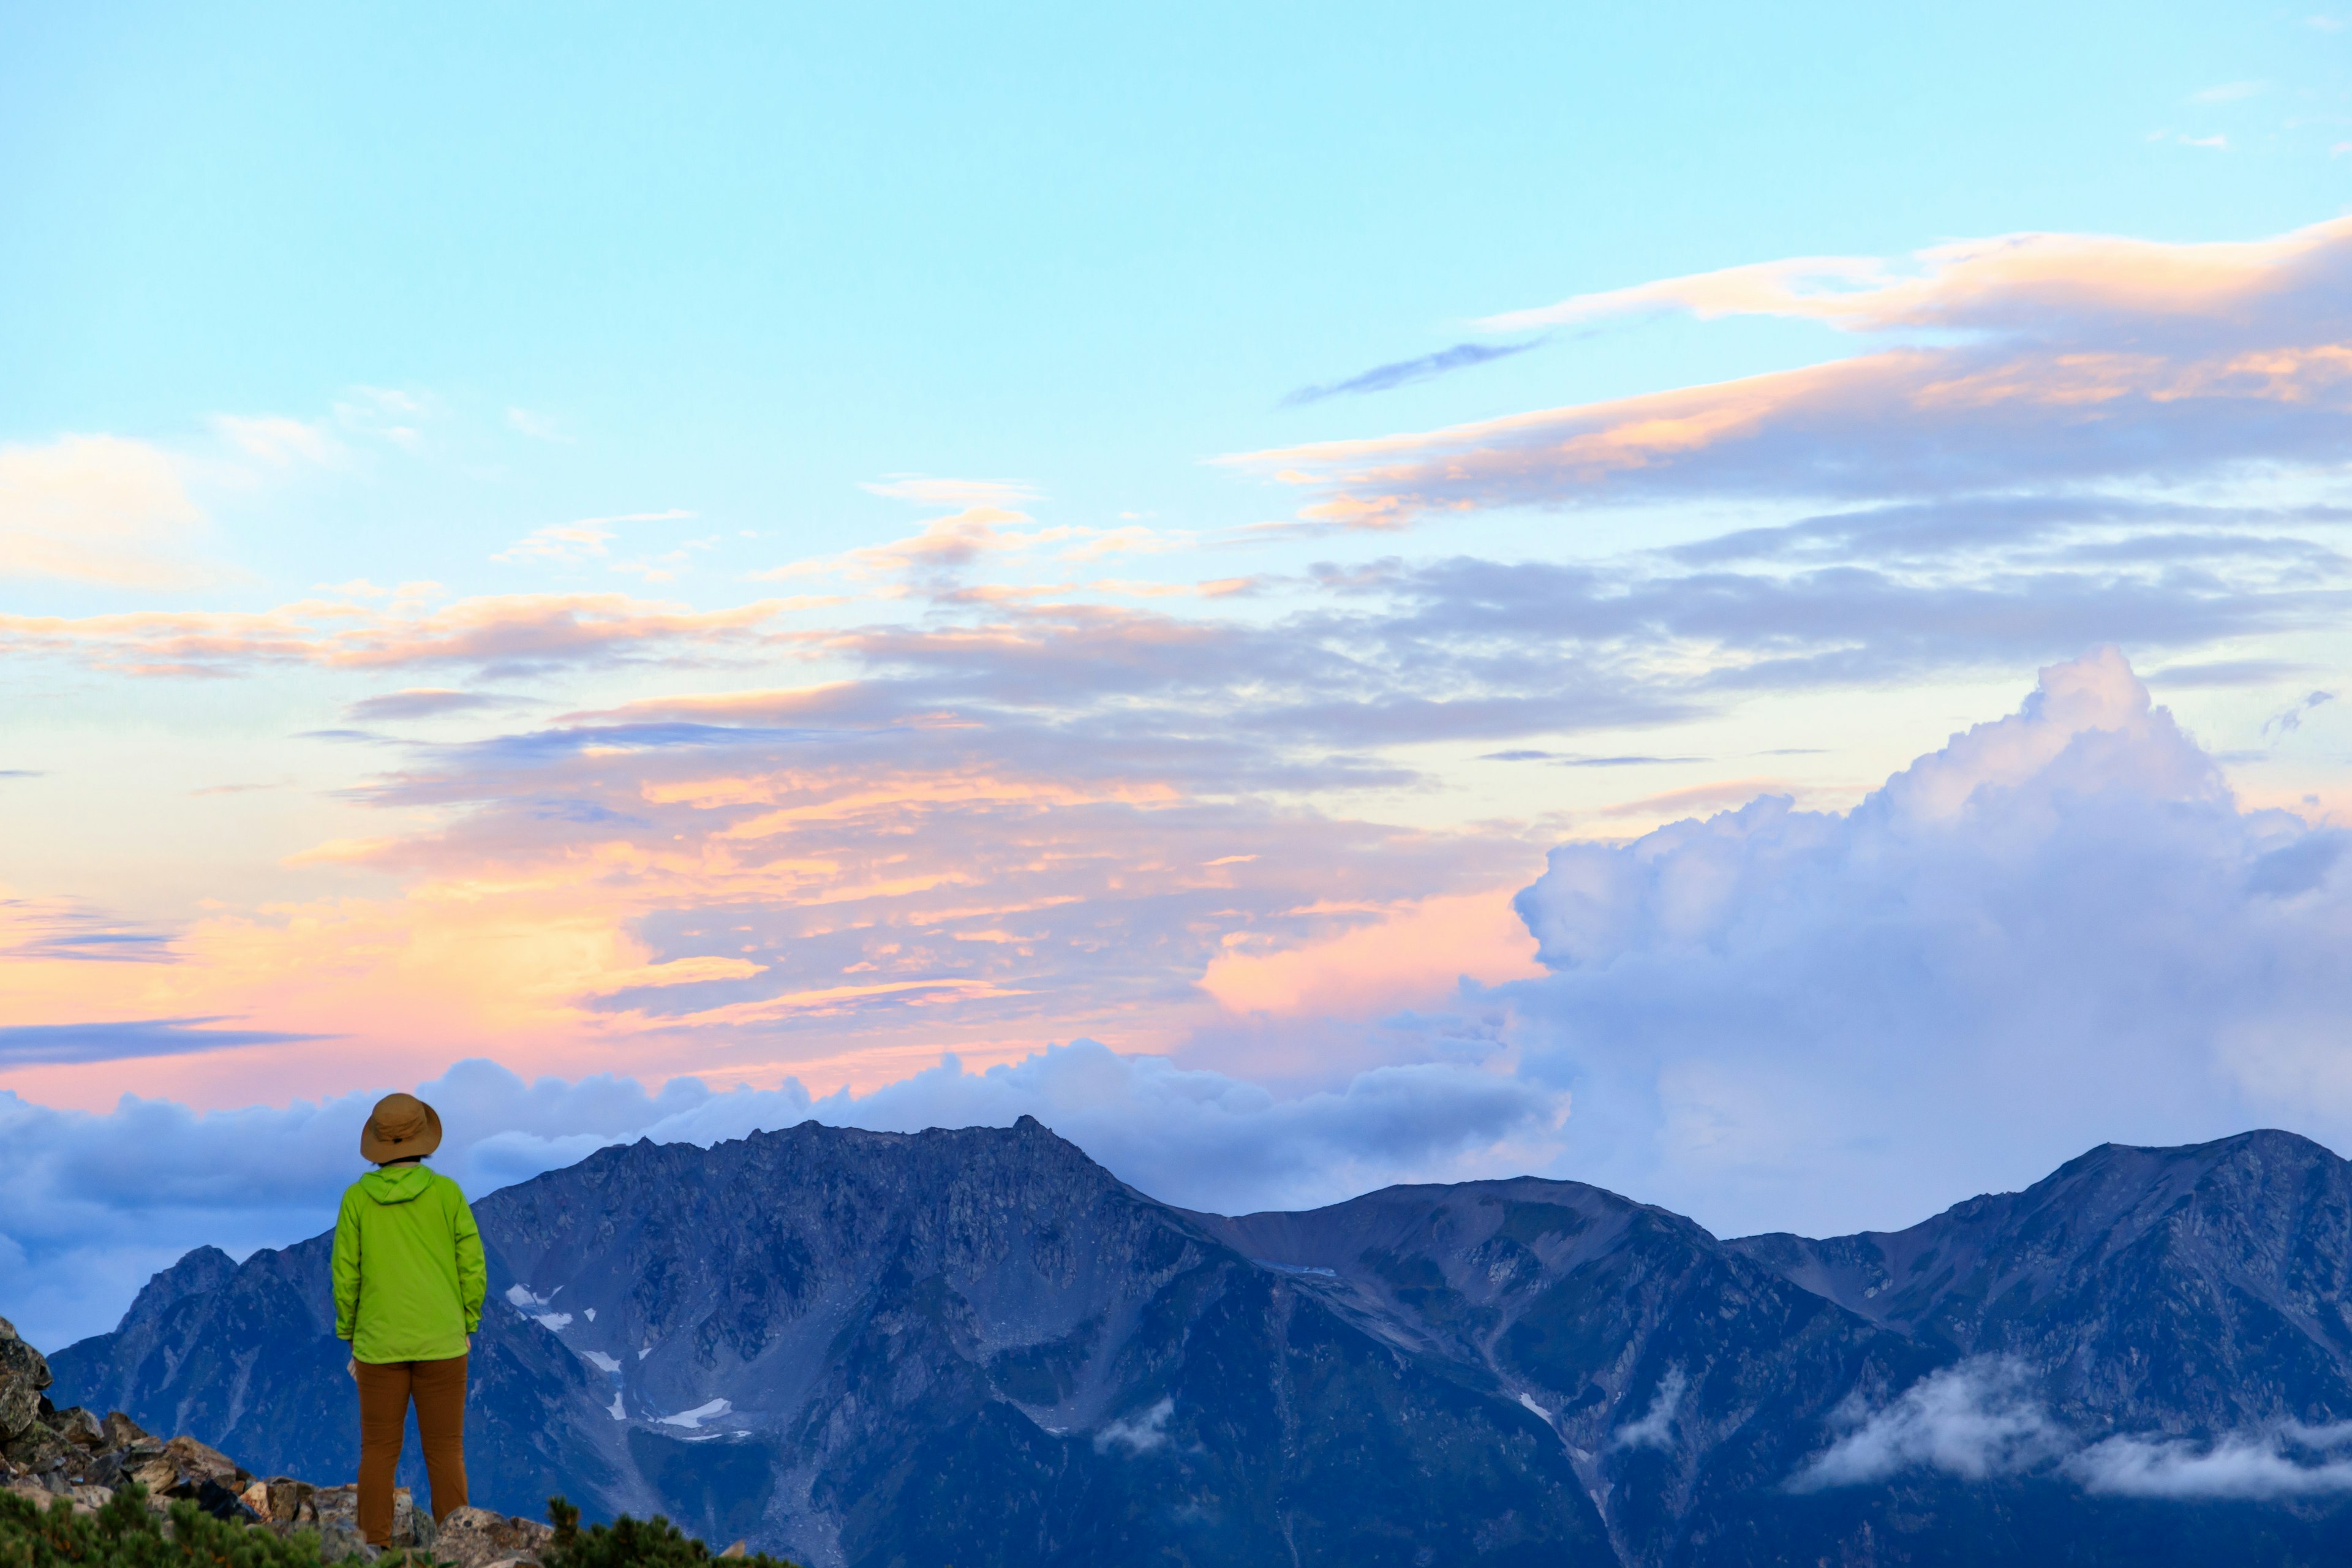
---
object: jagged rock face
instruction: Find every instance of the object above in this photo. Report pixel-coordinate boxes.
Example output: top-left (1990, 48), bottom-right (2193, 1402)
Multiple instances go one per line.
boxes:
top-left (43, 1122), bottom-right (2352, 1567)
top-left (0, 1316), bottom-right (51, 1442)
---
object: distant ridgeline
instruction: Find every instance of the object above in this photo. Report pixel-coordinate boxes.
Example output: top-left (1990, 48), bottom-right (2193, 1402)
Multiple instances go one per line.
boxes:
top-left (48, 1118), bottom-right (2352, 1567)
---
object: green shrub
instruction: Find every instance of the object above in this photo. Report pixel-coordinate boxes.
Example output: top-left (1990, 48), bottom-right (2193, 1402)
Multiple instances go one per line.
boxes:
top-left (0, 1482), bottom-right (393, 1568)
top-left (543, 1500), bottom-right (803, 1568)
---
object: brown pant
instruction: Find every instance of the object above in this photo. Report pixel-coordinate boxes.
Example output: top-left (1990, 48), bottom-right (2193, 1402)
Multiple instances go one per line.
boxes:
top-left (354, 1354), bottom-right (469, 1545)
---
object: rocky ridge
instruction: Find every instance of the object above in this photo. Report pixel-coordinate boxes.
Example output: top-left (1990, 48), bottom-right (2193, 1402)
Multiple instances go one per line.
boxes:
top-left (42, 1123), bottom-right (2352, 1567)
top-left (1, 1310), bottom-right (554, 1566)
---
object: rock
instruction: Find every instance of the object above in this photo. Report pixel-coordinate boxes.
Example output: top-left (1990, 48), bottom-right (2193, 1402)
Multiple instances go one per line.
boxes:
top-left (194, 1476), bottom-right (260, 1524)
top-left (86, 1438), bottom-right (162, 1490)
top-left (434, 1505), bottom-right (553, 1568)
top-left (718, 1541), bottom-right (747, 1558)
top-left (241, 1476), bottom-right (318, 1525)
top-left (1, 1423), bottom-right (73, 1477)
top-left (51, 1408), bottom-right (105, 1450)
top-left (126, 1433), bottom-right (249, 1501)
top-left (315, 1521), bottom-right (379, 1562)
top-left (0, 1321), bottom-right (50, 1442)
top-left (100, 1412), bottom-right (149, 1448)
top-left (314, 1483), bottom-right (429, 1550)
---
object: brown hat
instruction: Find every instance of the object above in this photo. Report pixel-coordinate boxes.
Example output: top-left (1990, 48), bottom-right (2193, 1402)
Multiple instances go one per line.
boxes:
top-left (361, 1093), bottom-right (443, 1163)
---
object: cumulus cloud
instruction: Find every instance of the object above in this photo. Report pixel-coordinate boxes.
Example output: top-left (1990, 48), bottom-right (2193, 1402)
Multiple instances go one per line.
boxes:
top-left (1792, 1359), bottom-right (2062, 1489)
top-left (1506, 647), bottom-right (2352, 1237)
top-left (0, 1044), bottom-right (1562, 1353)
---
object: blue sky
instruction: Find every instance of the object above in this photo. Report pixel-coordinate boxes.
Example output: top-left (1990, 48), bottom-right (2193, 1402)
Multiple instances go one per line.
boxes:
top-left (4, 1), bottom-right (2351, 1348)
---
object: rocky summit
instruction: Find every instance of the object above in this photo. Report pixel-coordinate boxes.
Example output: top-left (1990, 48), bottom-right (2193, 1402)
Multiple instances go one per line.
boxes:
top-left (42, 1121), bottom-right (2352, 1567)
top-left (0, 1309), bottom-right (556, 1565)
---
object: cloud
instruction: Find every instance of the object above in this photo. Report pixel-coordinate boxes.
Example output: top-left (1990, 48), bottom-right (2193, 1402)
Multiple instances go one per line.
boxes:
top-left (1234, 217), bottom-right (2352, 527)
top-left (1792, 1359), bottom-right (2062, 1488)
top-left (1281, 340), bottom-right (1545, 406)
top-left (1504, 648), bottom-right (2352, 1238)
top-left (0, 1018), bottom-right (326, 1068)
top-left (1791, 1357), bottom-right (2352, 1499)
top-left (2068, 1423), bottom-right (2352, 1498)
top-left (2189, 81), bottom-right (2266, 104)
top-left (0, 1045), bottom-right (1565, 1351)
top-left (494, 513), bottom-right (695, 570)
top-left (0, 590), bottom-right (797, 677)
top-left (0, 898), bottom-right (175, 964)
top-left (1200, 886), bottom-right (1544, 1018)
top-left (505, 408), bottom-right (568, 442)
top-left (343, 688), bottom-right (528, 722)
top-left (0, 434), bottom-right (213, 588)
top-left (2263, 690), bottom-right (2335, 736)
top-left (208, 415), bottom-right (341, 468)
top-left (494, 522), bottom-right (616, 567)
top-left (1613, 1365), bottom-right (1686, 1450)
top-left (1096, 1396), bottom-right (1175, 1454)
top-left (861, 477), bottom-right (1039, 507)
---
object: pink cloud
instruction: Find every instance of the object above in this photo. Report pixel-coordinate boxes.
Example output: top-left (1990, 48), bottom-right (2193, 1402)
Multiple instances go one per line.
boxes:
top-left (1235, 217), bottom-right (2352, 527)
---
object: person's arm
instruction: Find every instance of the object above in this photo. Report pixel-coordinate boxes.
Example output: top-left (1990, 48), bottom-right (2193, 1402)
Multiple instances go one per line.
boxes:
top-left (332, 1188), bottom-right (361, 1343)
top-left (452, 1188), bottom-right (487, 1336)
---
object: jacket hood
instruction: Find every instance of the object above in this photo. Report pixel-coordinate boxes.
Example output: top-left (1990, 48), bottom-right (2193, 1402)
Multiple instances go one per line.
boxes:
top-left (358, 1164), bottom-right (436, 1204)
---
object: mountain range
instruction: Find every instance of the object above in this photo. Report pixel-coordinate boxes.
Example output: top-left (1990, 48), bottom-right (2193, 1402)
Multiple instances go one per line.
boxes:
top-left (47, 1119), bottom-right (2352, 1566)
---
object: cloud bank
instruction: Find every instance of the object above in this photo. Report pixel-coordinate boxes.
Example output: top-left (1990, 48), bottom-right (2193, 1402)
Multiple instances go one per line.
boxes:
top-left (1795, 1357), bottom-right (2352, 1500)
top-left (1507, 647), bottom-right (2352, 1235)
top-left (0, 1044), bottom-right (1561, 1352)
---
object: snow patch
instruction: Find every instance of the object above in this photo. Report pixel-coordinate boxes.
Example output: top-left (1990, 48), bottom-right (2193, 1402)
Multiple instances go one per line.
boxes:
top-left (533, 1312), bottom-right (573, 1332)
top-left (583, 1350), bottom-right (622, 1374)
top-left (584, 1308), bottom-right (596, 1322)
top-left (505, 1284), bottom-right (551, 1309)
top-left (658, 1398), bottom-right (733, 1430)
top-left (1518, 1393), bottom-right (1554, 1422)
top-left (607, 1391), bottom-right (625, 1422)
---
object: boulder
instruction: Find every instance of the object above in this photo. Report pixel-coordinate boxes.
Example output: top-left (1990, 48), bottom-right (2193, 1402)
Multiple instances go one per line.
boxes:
top-left (126, 1433), bottom-right (249, 1502)
top-left (0, 1319), bottom-right (51, 1442)
top-left (0, 1423), bottom-right (74, 1477)
top-left (50, 1408), bottom-right (105, 1450)
top-left (239, 1476), bottom-right (318, 1526)
top-left (434, 1504), bottom-right (554, 1568)
top-left (314, 1482), bottom-right (432, 1550)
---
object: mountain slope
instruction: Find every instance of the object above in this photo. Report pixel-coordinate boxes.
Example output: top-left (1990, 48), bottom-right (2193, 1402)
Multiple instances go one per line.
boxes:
top-left (47, 1122), bottom-right (2352, 1567)
top-left (1726, 1129), bottom-right (2352, 1431)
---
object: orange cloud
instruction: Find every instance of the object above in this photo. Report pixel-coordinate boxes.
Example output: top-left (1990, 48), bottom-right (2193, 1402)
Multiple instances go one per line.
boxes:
top-left (1200, 886), bottom-right (1544, 1018)
top-left (1235, 217), bottom-right (2352, 527)
top-left (0, 590), bottom-right (805, 676)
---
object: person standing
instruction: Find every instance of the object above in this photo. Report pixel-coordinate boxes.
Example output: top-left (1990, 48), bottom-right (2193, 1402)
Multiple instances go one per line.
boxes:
top-left (333, 1092), bottom-right (486, 1547)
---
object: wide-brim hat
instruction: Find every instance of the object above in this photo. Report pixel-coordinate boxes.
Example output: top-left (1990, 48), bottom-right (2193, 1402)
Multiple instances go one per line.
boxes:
top-left (361, 1093), bottom-right (443, 1163)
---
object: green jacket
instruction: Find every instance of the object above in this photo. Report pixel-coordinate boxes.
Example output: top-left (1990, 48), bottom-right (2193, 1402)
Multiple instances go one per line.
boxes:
top-left (332, 1163), bottom-right (486, 1363)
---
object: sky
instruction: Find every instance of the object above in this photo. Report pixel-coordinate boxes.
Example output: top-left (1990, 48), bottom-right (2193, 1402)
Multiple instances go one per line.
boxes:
top-left (4, 1), bottom-right (2351, 1349)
